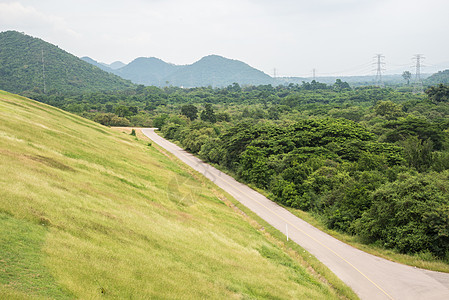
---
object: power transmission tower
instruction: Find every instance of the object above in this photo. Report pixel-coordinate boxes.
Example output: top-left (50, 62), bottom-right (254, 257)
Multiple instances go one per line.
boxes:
top-left (374, 54), bottom-right (385, 87)
top-left (412, 54), bottom-right (424, 94)
top-left (41, 48), bottom-right (46, 94)
top-left (312, 68), bottom-right (316, 81)
top-left (273, 68), bottom-right (277, 79)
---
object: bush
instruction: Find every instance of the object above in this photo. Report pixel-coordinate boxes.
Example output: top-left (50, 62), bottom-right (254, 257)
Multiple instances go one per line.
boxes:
top-left (355, 171), bottom-right (449, 258)
top-left (93, 113), bottom-right (130, 126)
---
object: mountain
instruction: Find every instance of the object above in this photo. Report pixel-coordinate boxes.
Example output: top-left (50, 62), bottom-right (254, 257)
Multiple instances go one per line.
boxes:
top-left (0, 31), bottom-right (134, 93)
top-left (80, 57), bottom-right (126, 72)
top-left (426, 69), bottom-right (449, 85)
top-left (80, 56), bottom-right (113, 72)
top-left (108, 61), bottom-right (126, 69)
top-left (0, 90), bottom-right (340, 298)
top-left (163, 55), bottom-right (275, 87)
top-left (82, 54), bottom-right (276, 87)
top-left (113, 57), bottom-right (181, 86)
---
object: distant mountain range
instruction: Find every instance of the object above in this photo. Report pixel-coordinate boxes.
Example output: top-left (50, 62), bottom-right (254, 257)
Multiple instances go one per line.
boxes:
top-left (82, 55), bottom-right (276, 87)
top-left (84, 54), bottom-right (448, 88)
top-left (1, 30), bottom-right (448, 93)
top-left (0, 31), bottom-right (134, 93)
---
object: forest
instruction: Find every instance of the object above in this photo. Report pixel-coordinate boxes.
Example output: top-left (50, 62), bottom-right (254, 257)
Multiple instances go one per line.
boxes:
top-left (27, 80), bottom-right (449, 261)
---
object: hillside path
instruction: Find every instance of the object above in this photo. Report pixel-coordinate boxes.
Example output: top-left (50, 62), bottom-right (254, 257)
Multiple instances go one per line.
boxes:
top-left (141, 128), bottom-right (449, 300)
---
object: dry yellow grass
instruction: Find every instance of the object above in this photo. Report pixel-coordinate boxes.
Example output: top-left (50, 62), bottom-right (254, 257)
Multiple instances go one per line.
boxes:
top-left (0, 91), bottom-right (355, 299)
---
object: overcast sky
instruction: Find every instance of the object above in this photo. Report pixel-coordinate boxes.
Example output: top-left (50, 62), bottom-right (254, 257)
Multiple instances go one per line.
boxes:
top-left (1, 0), bottom-right (448, 77)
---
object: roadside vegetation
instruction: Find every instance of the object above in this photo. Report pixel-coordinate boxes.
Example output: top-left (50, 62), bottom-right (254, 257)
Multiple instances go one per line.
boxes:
top-left (0, 91), bottom-right (356, 299)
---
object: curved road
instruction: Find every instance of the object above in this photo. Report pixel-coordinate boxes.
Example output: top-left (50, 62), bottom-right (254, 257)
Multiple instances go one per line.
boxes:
top-left (142, 128), bottom-right (449, 300)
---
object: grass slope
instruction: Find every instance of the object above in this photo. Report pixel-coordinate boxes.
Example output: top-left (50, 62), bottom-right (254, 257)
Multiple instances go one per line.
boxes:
top-left (0, 90), bottom-right (351, 299)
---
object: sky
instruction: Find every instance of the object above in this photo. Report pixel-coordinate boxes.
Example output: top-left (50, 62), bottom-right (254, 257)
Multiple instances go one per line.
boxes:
top-left (0, 0), bottom-right (448, 77)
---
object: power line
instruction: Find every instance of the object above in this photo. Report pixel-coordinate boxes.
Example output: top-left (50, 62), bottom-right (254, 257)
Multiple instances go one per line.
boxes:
top-left (412, 54), bottom-right (424, 94)
top-left (41, 48), bottom-right (46, 94)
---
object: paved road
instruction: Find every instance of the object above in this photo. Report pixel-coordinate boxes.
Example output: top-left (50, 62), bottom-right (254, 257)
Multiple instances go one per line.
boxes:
top-left (142, 128), bottom-right (449, 300)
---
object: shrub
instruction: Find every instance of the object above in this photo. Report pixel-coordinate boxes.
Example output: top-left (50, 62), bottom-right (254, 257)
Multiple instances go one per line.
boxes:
top-left (355, 171), bottom-right (449, 258)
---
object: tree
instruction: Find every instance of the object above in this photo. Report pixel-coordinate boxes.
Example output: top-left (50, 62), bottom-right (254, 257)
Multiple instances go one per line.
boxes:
top-left (93, 113), bottom-right (130, 126)
top-left (180, 104), bottom-right (198, 121)
top-left (153, 114), bottom-right (169, 129)
top-left (200, 103), bottom-right (216, 123)
top-left (128, 106), bottom-right (138, 115)
top-left (402, 71), bottom-right (412, 85)
top-left (115, 105), bottom-right (130, 117)
top-left (402, 136), bottom-right (433, 172)
top-left (355, 171), bottom-right (449, 257)
top-left (374, 100), bottom-right (404, 120)
top-left (333, 79), bottom-right (351, 91)
top-left (425, 84), bottom-right (449, 103)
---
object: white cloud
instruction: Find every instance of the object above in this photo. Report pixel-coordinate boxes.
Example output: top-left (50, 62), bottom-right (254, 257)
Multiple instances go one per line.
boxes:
top-left (0, 2), bottom-right (80, 38)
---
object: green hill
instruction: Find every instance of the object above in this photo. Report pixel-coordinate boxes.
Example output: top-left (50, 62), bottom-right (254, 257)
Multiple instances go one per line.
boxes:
top-left (82, 54), bottom-right (276, 87)
top-left (163, 55), bottom-right (275, 87)
top-left (426, 69), bottom-right (449, 86)
top-left (0, 31), bottom-right (134, 93)
top-left (114, 57), bottom-right (182, 86)
top-left (107, 61), bottom-right (126, 70)
top-left (0, 90), bottom-right (353, 299)
top-left (80, 56), bottom-right (113, 73)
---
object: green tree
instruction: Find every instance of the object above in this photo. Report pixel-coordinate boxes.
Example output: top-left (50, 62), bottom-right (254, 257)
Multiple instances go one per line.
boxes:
top-left (128, 106), bottom-right (138, 115)
top-left (115, 105), bottom-right (131, 117)
top-left (356, 171), bottom-right (449, 257)
top-left (374, 100), bottom-right (404, 120)
top-left (425, 84), bottom-right (449, 103)
top-left (200, 103), bottom-right (216, 123)
top-left (402, 136), bottom-right (433, 172)
top-left (402, 71), bottom-right (412, 85)
top-left (180, 104), bottom-right (198, 121)
top-left (93, 113), bottom-right (130, 126)
top-left (153, 114), bottom-right (169, 129)
top-left (333, 79), bottom-right (351, 91)
top-left (239, 146), bottom-right (272, 188)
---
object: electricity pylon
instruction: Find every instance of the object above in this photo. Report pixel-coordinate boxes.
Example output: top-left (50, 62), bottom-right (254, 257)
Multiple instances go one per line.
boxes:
top-left (412, 54), bottom-right (424, 94)
top-left (374, 54), bottom-right (385, 87)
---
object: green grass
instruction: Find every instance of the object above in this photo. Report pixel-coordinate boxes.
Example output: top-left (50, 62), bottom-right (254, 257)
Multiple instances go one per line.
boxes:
top-left (0, 213), bottom-right (71, 299)
top-left (0, 90), bottom-right (353, 299)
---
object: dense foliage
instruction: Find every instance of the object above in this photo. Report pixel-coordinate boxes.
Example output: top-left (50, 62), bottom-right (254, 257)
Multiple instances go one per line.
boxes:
top-left (154, 83), bottom-right (449, 260)
top-left (426, 70), bottom-right (449, 86)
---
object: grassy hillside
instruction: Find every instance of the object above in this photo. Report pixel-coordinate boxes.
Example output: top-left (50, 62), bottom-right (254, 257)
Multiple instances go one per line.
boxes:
top-left (0, 90), bottom-right (354, 299)
top-left (0, 31), bottom-right (134, 93)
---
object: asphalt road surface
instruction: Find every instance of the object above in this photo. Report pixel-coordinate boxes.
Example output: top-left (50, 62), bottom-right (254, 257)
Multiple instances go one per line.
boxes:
top-left (141, 128), bottom-right (449, 300)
